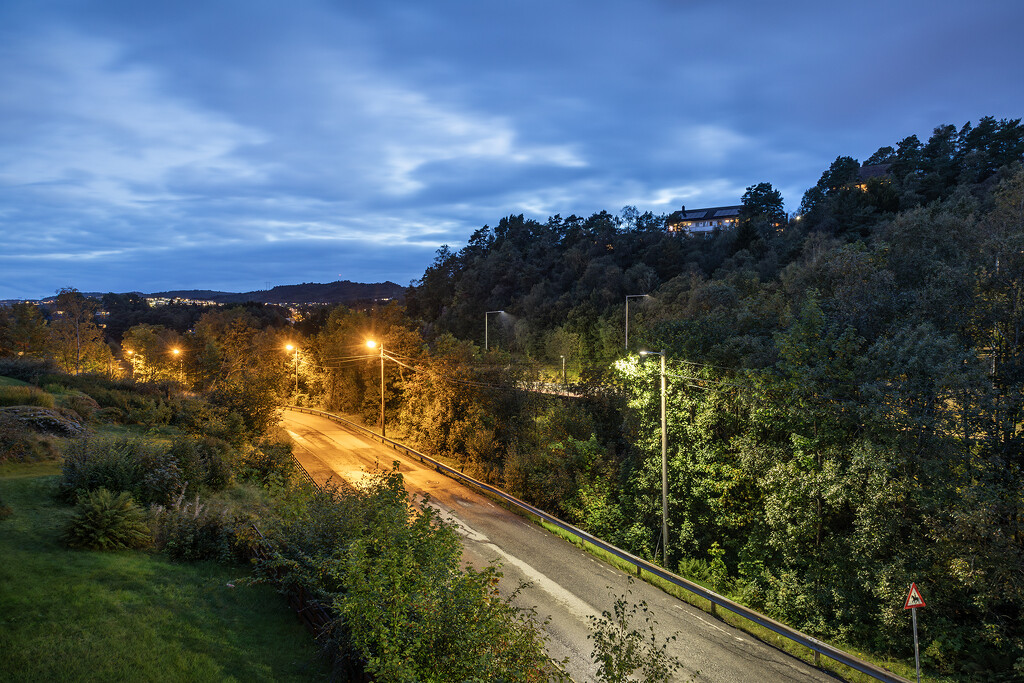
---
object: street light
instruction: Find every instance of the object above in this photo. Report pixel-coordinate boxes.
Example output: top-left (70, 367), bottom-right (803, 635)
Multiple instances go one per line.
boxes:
top-left (560, 355), bottom-right (566, 385)
top-left (625, 295), bottom-right (649, 351)
top-left (639, 349), bottom-right (668, 566)
top-left (366, 339), bottom-right (386, 437)
top-left (285, 344), bottom-right (298, 394)
top-left (485, 310), bottom-right (505, 351)
top-left (171, 348), bottom-right (183, 385)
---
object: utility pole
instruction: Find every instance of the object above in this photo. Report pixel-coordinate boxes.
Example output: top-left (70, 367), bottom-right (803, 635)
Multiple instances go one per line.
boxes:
top-left (640, 349), bottom-right (668, 565)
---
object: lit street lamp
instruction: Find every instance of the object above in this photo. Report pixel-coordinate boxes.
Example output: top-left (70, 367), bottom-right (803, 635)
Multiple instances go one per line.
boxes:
top-left (285, 344), bottom-right (298, 394)
top-left (485, 310), bottom-right (505, 351)
top-left (640, 349), bottom-right (668, 566)
top-left (625, 294), bottom-right (649, 351)
top-left (366, 340), bottom-right (386, 437)
top-left (171, 348), bottom-right (183, 385)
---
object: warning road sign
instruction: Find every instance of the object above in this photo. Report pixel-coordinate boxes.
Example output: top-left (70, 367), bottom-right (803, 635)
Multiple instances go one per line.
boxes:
top-left (904, 582), bottom-right (926, 610)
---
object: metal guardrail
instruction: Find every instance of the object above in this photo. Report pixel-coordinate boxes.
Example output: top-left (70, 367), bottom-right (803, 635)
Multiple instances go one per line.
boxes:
top-left (285, 405), bottom-right (909, 683)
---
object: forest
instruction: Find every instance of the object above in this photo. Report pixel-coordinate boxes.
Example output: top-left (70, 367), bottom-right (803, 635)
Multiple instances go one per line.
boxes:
top-left (2, 115), bottom-right (1023, 680)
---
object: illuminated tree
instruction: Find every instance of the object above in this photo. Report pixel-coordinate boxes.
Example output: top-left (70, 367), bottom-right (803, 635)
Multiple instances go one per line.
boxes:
top-left (48, 288), bottom-right (109, 375)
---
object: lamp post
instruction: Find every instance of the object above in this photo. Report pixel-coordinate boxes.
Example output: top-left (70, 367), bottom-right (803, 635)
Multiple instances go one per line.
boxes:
top-left (485, 310), bottom-right (504, 351)
top-left (171, 348), bottom-right (183, 385)
top-left (285, 344), bottom-right (298, 394)
top-left (625, 295), bottom-right (648, 351)
top-left (366, 340), bottom-right (386, 437)
top-left (640, 349), bottom-right (668, 566)
top-left (560, 355), bottom-right (566, 385)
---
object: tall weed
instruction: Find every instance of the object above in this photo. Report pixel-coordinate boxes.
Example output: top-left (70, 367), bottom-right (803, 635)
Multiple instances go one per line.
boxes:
top-left (150, 491), bottom-right (238, 562)
top-left (0, 385), bottom-right (55, 408)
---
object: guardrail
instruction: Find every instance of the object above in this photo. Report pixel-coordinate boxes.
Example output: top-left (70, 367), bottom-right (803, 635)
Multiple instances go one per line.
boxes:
top-left (285, 405), bottom-right (909, 683)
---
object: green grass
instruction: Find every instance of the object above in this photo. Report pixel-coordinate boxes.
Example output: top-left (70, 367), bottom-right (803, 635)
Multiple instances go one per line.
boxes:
top-left (0, 376), bottom-right (31, 387)
top-left (0, 465), bottom-right (330, 682)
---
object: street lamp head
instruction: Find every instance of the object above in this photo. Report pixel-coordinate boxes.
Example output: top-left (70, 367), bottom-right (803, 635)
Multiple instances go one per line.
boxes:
top-left (366, 339), bottom-right (377, 349)
top-left (172, 348), bottom-right (180, 356)
top-left (285, 344), bottom-right (294, 352)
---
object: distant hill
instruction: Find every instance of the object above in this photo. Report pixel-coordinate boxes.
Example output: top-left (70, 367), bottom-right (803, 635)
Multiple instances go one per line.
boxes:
top-left (151, 280), bottom-right (405, 305)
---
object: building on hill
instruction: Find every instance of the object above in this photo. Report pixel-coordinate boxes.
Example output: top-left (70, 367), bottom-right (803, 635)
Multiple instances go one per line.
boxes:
top-left (853, 162), bottom-right (892, 191)
top-left (665, 205), bottom-right (743, 237)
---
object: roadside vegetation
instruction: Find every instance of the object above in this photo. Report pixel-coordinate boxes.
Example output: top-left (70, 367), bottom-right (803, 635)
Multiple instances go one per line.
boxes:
top-left (0, 365), bottom-right (579, 679)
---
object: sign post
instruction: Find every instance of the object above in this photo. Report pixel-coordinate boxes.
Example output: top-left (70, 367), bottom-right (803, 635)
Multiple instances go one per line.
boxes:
top-left (903, 582), bottom-right (926, 683)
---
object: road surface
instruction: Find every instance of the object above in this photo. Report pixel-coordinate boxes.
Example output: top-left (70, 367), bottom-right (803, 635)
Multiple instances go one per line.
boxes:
top-left (282, 409), bottom-right (838, 683)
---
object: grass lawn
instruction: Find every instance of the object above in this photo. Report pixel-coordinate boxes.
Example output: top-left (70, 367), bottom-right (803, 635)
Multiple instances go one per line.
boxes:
top-left (0, 462), bottom-right (330, 682)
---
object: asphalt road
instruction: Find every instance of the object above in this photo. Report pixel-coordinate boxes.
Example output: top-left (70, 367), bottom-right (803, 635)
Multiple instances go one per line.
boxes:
top-left (282, 409), bottom-right (838, 683)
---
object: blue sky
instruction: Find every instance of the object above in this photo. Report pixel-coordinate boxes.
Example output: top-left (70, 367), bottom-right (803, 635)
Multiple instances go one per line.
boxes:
top-left (2, 0), bottom-right (1023, 299)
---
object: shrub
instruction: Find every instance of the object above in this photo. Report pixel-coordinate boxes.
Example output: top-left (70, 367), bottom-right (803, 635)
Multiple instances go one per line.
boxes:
top-left (150, 491), bottom-right (237, 562)
top-left (256, 466), bottom-right (564, 681)
top-left (0, 385), bottom-right (56, 409)
top-left (60, 436), bottom-right (181, 505)
top-left (0, 357), bottom-right (56, 383)
top-left (127, 398), bottom-right (173, 429)
top-left (62, 488), bottom-right (151, 551)
top-left (588, 583), bottom-right (685, 683)
top-left (95, 406), bottom-right (126, 423)
top-left (168, 436), bottom-right (235, 493)
top-left (63, 393), bottom-right (100, 420)
top-left (173, 396), bottom-right (248, 446)
top-left (0, 498), bottom-right (11, 521)
top-left (235, 439), bottom-right (294, 486)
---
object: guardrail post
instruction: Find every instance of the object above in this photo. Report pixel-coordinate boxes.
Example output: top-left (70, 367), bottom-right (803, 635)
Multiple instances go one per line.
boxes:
top-left (814, 650), bottom-right (820, 667)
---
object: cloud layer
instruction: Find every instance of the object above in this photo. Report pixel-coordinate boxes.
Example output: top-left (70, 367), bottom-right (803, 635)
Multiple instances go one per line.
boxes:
top-left (2, 0), bottom-right (1023, 298)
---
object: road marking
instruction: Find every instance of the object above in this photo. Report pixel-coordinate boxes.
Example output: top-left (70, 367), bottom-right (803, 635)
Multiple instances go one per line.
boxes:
top-left (428, 502), bottom-right (596, 621)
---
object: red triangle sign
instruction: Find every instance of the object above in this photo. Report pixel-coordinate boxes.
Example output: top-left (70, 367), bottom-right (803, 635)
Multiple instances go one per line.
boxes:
top-left (903, 582), bottom-right (926, 610)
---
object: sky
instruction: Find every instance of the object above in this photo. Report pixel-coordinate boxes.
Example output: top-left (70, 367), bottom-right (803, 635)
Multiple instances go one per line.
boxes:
top-left (2, 1), bottom-right (1024, 300)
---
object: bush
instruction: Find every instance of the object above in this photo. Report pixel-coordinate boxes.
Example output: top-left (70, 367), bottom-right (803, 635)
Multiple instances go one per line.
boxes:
top-left (0, 385), bottom-right (55, 408)
top-left (0, 357), bottom-right (56, 383)
top-left (256, 466), bottom-right (564, 681)
top-left (167, 436), bottom-right (235, 494)
top-left (95, 406), bottom-right (126, 423)
top-left (0, 498), bottom-right (11, 521)
top-left (588, 583), bottom-right (685, 683)
top-left (63, 393), bottom-right (100, 421)
top-left (172, 396), bottom-right (250, 446)
top-left (60, 436), bottom-right (182, 505)
top-left (150, 491), bottom-right (237, 562)
top-left (62, 488), bottom-right (151, 551)
top-left (235, 439), bottom-right (294, 486)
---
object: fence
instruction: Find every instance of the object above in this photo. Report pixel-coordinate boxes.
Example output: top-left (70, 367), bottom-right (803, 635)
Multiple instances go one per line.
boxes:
top-left (285, 405), bottom-right (910, 683)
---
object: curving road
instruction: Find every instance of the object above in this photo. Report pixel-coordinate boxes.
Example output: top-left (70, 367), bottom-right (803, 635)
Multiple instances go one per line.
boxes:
top-left (282, 409), bottom-right (837, 683)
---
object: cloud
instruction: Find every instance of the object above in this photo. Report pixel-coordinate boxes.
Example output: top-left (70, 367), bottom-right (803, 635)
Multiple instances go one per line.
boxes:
top-left (0, 29), bottom-right (268, 210)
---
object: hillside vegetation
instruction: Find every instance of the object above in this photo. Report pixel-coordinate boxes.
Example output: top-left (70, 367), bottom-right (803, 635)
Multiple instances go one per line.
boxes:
top-left (347, 117), bottom-right (1021, 680)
